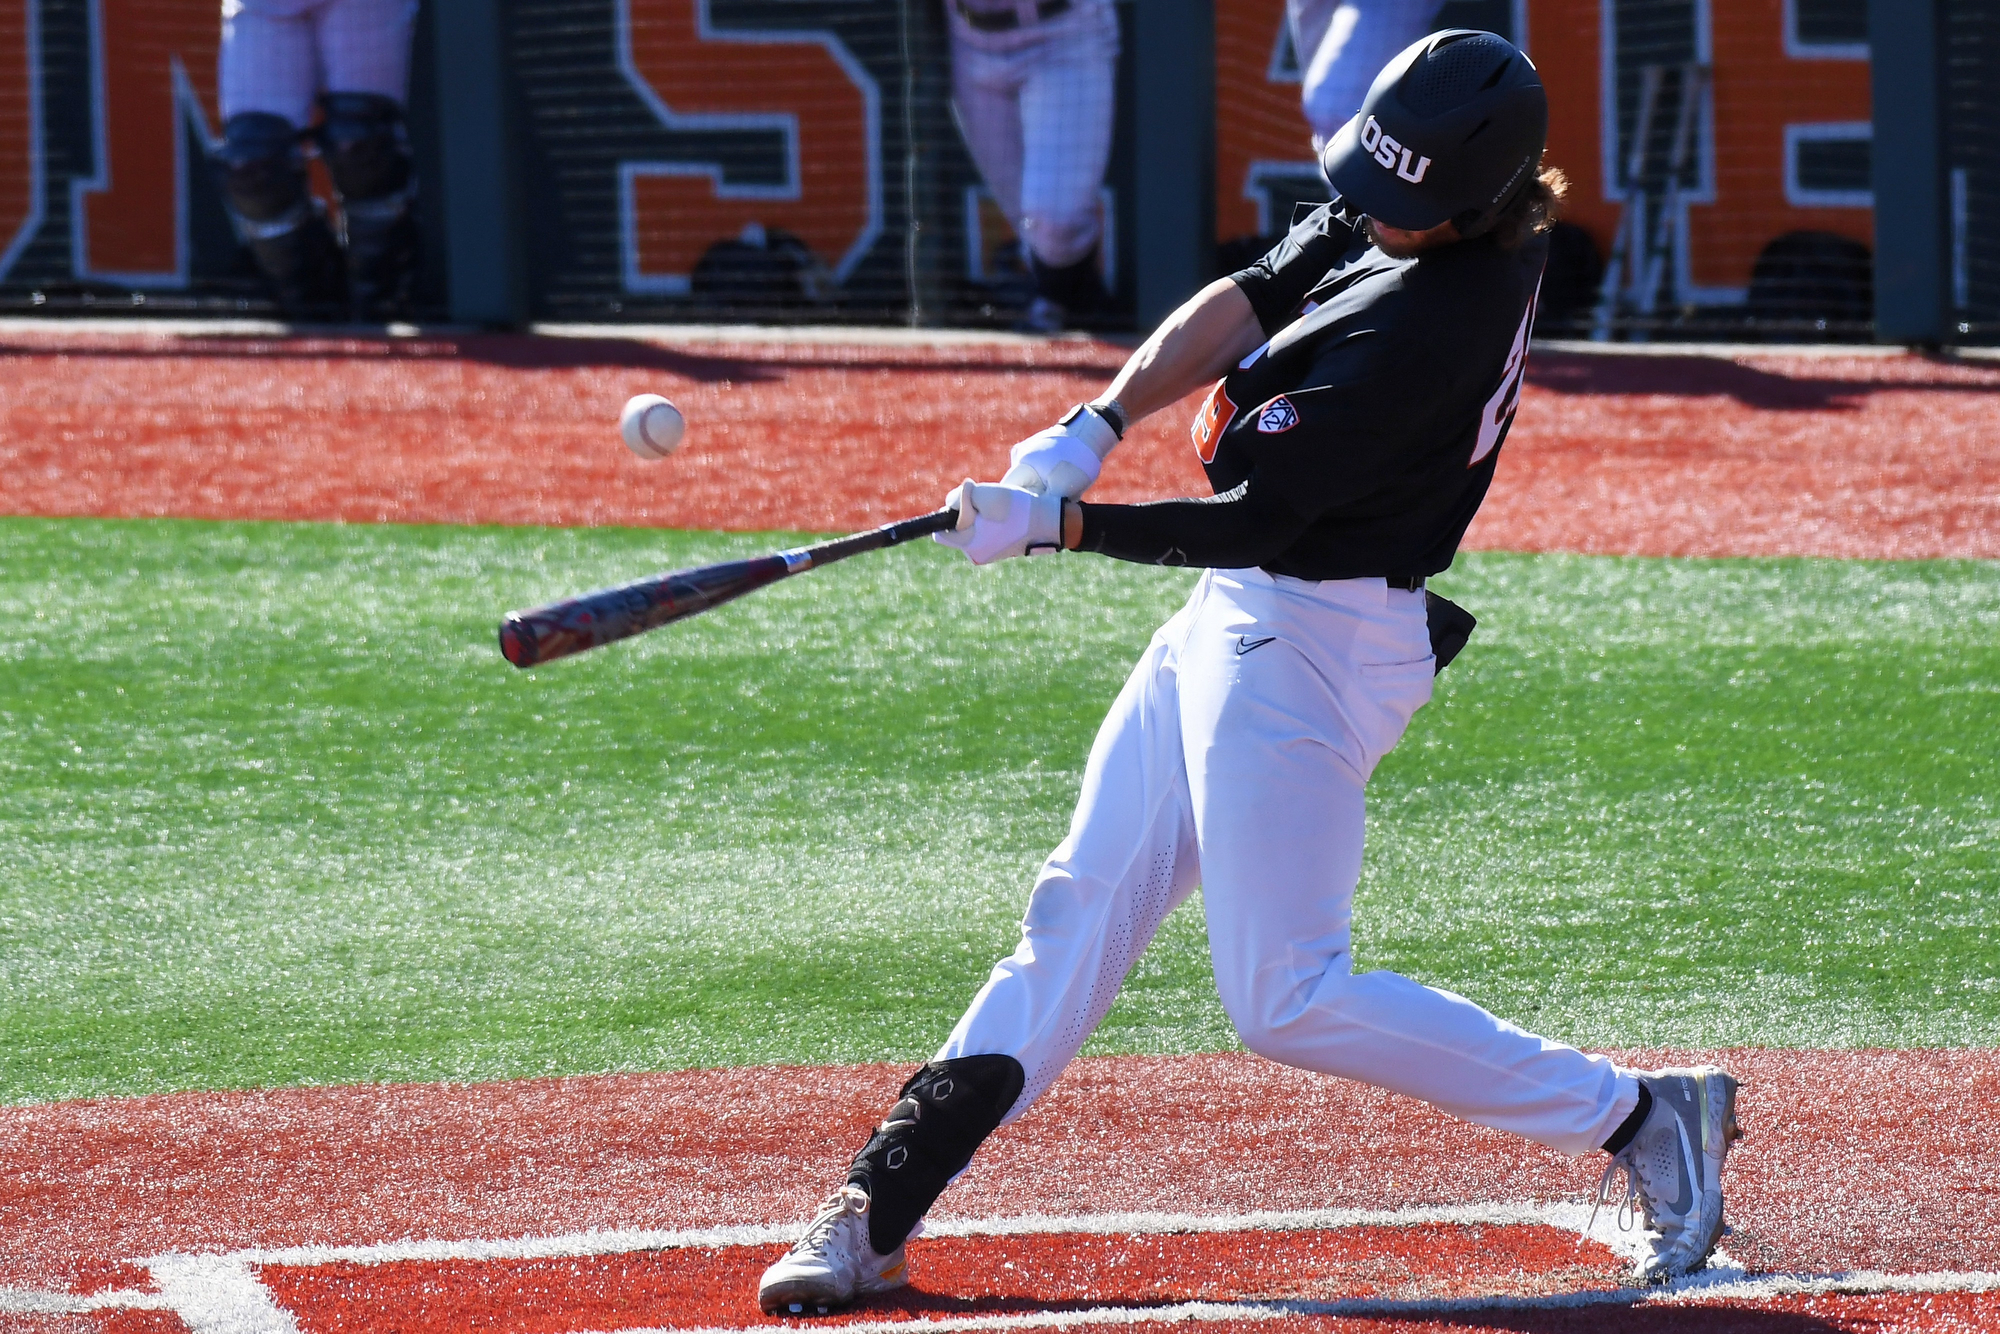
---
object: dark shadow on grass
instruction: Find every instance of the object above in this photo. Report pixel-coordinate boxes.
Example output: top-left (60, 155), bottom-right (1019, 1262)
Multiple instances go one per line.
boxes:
top-left (1527, 351), bottom-right (2000, 410)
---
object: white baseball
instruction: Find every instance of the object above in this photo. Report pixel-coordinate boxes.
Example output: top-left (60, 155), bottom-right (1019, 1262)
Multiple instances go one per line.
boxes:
top-left (620, 394), bottom-right (686, 460)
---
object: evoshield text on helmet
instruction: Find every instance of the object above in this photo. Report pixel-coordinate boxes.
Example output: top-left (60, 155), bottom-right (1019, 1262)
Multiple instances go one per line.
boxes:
top-left (1319, 29), bottom-right (1549, 237)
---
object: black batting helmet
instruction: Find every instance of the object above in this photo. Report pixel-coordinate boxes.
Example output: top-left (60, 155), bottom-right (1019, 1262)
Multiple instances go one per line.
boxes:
top-left (1319, 29), bottom-right (1548, 237)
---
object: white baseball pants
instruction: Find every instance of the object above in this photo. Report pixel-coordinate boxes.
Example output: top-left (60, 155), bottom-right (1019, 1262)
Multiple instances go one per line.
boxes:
top-left (938, 567), bottom-right (1639, 1156)
top-left (1286, 0), bottom-right (1444, 148)
top-left (220, 0), bottom-right (417, 126)
top-left (951, 2), bottom-right (1118, 270)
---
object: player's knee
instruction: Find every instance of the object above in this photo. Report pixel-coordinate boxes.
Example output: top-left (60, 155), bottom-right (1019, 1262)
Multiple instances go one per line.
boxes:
top-left (217, 112), bottom-right (308, 224)
top-left (1222, 999), bottom-right (1297, 1063)
top-left (316, 91), bottom-right (413, 202)
top-left (1018, 209), bottom-right (1100, 271)
top-left (1216, 963), bottom-right (1357, 1064)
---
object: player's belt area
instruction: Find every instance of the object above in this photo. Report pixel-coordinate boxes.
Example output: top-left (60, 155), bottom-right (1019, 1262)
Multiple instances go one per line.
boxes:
top-left (954, 0), bottom-right (1071, 30)
top-left (1386, 575), bottom-right (1425, 591)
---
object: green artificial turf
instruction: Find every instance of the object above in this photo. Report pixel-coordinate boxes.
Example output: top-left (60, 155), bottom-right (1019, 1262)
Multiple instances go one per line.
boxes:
top-left (1, 517), bottom-right (1994, 1103)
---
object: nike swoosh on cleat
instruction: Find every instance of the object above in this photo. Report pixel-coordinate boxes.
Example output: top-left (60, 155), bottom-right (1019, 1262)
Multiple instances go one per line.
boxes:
top-left (1236, 636), bottom-right (1277, 656)
top-left (1672, 1116), bottom-right (1699, 1215)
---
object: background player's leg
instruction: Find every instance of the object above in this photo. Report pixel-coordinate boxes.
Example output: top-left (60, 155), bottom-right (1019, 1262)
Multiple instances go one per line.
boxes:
top-left (1013, 6), bottom-right (1117, 329)
top-left (1300, 0), bottom-right (1444, 148)
top-left (220, 0), bottom-right (320, 126)
top-left (217, 0), bottom-right (344, 314)
top-left (1285, 0), bottom-right (1338, 75)
top-left (951, 35), bottom-right (1028, 256)
top-left (313, 0), bottom-right (419, 318)
top-left (1181, 571), bottom-right (1640, 1156)
top-left (312, 0), bottom-right (413, 101)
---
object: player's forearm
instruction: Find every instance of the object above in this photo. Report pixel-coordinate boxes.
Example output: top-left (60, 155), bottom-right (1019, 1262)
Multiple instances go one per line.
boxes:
top-left (1065, 480), bottom-right (1309, 566)
top-left (1101, 279), bottom-right (1265, 425)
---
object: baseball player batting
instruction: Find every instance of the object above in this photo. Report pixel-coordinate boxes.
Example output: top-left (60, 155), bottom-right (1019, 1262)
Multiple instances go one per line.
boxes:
top-left (216, 0), bottom-right (421, 319)
top-left (757, 31), bottom-right (1742, 1316)
top-left (949, 0), bottom-right (1118, 332)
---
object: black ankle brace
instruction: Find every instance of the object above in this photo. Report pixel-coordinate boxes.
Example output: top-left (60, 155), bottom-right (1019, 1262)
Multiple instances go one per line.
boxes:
top-left (846, 1055), bottom-right (1024, 1254)
top-left (1601, 1080), bottom-right (1654, 1155)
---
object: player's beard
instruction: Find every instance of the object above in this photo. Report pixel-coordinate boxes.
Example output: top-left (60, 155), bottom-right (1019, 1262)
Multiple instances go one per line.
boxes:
top-left (1363, 215), bottom-right (1458, 258)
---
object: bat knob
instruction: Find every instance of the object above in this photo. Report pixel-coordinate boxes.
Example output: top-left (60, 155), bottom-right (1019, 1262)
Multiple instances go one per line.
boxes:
top-left (498, 617), bottom-right (537, 668)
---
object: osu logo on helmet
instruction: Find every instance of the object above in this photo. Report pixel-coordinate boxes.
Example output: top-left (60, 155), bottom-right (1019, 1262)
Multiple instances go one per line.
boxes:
top-left (1358, 116), bottom-right (1432, 184)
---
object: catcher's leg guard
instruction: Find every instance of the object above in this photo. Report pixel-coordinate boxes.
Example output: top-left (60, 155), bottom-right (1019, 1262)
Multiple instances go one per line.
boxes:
top-left (317, 92), bottom-right (420, 320)
top-left (216, 111), bottom-right (345, 315)
top-left (846, 1055), bottom-right (1024, 1255)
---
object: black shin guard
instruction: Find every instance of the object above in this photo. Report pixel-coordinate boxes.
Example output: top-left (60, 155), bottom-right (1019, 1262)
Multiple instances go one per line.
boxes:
top-left (216, 112), bottom-right (345, 315)
top-left (317, 93), bottom-right (419, 320)
top-left (845, 1055), bottom-right (1024, 1255)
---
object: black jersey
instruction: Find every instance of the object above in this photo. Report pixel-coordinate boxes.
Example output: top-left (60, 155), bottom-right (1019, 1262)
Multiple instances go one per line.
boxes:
top-left (1078, 204), bottom-right (1545, 581)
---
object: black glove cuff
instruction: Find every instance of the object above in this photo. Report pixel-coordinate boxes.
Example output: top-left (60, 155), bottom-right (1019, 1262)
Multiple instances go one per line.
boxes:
top-left (1060, 400), bottom-right (1127, 440)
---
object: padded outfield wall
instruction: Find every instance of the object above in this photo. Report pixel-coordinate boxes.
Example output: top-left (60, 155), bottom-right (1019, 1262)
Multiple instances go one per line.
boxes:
top-left (0, 0), bottom-right (1989, 335)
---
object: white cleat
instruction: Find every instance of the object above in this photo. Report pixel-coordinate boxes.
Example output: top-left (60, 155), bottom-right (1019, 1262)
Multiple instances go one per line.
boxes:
top-left (1593, 1066), bottom-right (1743, 1284)
top-left (757, 1184), bottom-right (910, 1316)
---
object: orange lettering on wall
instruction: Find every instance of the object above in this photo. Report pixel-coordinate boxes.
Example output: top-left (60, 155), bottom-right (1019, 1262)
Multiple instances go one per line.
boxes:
top-left (1214, 0), bottom-right (1313, 242)
top-left (1524, 0), bottom-right (1869, 298)
top-left (0, 0), bottom-right (33, 276)
top-left (1690, 0), bottom-right (1870, 293)
top-left (74, 0), bottom-right (219, 282)
top-left (620, 0), bottom-right (876, 289)
top-left (1520, 1), bottom-right (1614, 258)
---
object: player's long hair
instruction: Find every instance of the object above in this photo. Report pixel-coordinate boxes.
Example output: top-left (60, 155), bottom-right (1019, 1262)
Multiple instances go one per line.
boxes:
top-left (1489, 162), bottom-right (1568, 251)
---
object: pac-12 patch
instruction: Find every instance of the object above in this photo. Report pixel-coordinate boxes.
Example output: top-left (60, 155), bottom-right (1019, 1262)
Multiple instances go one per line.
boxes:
top-left (1256, 396), bottom-right (1300, 433)
top-left (1191, 381), bottom-right (1238, 463)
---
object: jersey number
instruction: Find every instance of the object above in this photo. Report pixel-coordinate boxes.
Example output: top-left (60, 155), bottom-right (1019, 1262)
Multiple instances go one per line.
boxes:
top-left (1191, 380), bottom-right (1237, 464)
top-left (1470, 280), bottom-right (1540, 468)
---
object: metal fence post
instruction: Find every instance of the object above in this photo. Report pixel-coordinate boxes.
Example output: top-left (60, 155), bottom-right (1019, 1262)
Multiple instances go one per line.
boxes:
top-left (1869, 0), bottom-right (1949, 345)
top-left (1134, 0), bottom-right (1216, 331)
top-left (430, 0), bottom-right (528, 326)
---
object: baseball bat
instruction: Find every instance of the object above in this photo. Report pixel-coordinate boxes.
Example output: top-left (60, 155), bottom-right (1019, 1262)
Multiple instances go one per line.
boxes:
top-left (498, 507), bottom-right (960, 668)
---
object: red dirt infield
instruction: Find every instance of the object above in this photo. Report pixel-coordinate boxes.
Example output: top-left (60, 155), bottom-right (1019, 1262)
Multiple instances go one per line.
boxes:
top-left (256, 1224), bottom-right (1627, 1331)
top-left (0, 326), bottom-right (1996, 559)
top-left (3, 1051), bottom-right (1996, 1334)
top-left (2, 330), bottom-right (1995, 1332)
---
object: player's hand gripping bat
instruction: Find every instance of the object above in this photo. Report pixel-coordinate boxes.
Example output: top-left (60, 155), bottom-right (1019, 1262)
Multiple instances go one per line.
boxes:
top-left (498, 508), bottom-right (960, 668)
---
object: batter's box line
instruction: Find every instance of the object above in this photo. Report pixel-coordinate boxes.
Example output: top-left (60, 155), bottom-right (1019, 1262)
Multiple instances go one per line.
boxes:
top-left (4, 1204), bottom-right (1996, 1334)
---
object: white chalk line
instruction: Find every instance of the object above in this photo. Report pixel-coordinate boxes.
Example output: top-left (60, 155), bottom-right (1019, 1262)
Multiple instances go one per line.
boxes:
top-left (0, 1289), bottom-right (180, 1315)
top-left (3, 1205), bottom-right (1992, 1334)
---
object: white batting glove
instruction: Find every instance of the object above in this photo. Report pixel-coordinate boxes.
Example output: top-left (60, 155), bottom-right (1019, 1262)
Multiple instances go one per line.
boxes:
top-left (998, 402), bottom-right (1123, 499)
top-left (934, 479), bottom-right (1064, 565)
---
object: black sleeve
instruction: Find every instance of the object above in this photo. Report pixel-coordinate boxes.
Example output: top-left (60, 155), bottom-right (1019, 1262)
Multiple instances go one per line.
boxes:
top-left (1228, 203), bottom-right (1357, 336)
top-left (1076, 478), bottom-right (1311, 569)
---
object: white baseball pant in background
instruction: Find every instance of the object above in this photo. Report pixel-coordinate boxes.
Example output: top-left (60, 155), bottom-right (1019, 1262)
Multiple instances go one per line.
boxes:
top-left (220, 0), bottom-right (417, 126)
top-left (950, 0), bottom-right (1118, 270)
top-left (938, 566), bottom-right (1640, 1157)
top-left (1286, 0), bottom-right (1445, 149)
